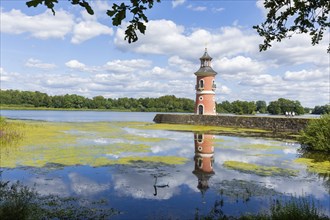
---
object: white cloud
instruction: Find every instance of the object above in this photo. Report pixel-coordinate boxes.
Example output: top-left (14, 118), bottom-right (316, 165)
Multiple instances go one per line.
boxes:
top-left (214, 56), bottom-right (267, 79)
top-left (283, 69), bottom-right (328, 81)
top-left (25, 58), bottom-right (56, 70)
top-left (187, 5), bottom-right (207, 11)
top-left (239, 74), bottom-right (281, 87)
top-left (1, 8), bottom-right (113, 44)
top-left (65, 59), bottom-right (87, 71)
top-left (212, 7), bottom-right (225, 13)
top-left (103, 59), bottom-right (152, 73)
top-left (256, 0), bottom-right (268, 17)
top-left (172, 0), bottom-right (186, 8)
top-left (71, 20), bottom-right (113, 44)
top-left (43, 74), bottom-right (89, 88)
top-left (115, 21), bottom-right (260, 59)
top-left (1, 9), bottom-right (74, 39)
top-left (261, 34), bottom-right (329, 66)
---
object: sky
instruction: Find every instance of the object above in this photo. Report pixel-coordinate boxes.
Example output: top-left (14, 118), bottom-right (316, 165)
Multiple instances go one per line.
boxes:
top-left (0, 0), bottom-right (329, 108)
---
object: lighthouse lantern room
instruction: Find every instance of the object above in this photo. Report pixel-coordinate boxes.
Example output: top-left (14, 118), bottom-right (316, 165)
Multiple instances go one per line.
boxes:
top-left (194, 48), bottom-right (217, 115)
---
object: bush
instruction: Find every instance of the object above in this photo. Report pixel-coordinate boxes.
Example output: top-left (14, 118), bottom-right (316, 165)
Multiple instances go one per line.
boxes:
top-left (299, 114), bottom-right (330, 152)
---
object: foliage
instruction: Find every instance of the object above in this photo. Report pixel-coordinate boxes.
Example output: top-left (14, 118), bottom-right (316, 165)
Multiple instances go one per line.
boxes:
top-left (0, 180), bottom-right (39, 220)
top-left (216, 101), bottom-right (233, 113)
top-left (312, 104), bottom-right (330, 114)
top-left (267, 98), bottom-right (304, 115)
top-left (231, 100), bottom-right (256, 115)
top-left (217, 100), bottom-right (256, 115)
top-left (253, 0), bottom-right (330, 53)
top-left (0, 178), bottom-right (119, 219)
top-left (1, 89), bottom-right (322, 116)
top-left (26, 0), bottom-right (161, 43)
top-left (256, 100), bottom-right (267, 113)
top-left (0, 90), bottom-right (194, 112)
top-left (299, 114), bottom-right (330, 152)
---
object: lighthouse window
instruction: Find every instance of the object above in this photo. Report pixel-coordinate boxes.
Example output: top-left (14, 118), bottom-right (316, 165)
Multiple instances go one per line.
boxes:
top-left (199, 96), bottom-right (203, 101)
top-left (198, 146), bottom-right (203, 152)
top-left (199, 80), bottom-right (204, 89)
top-left (197, 134), bottom-right (203, 143)
top-left (198, 158), bottom-right (203, 168)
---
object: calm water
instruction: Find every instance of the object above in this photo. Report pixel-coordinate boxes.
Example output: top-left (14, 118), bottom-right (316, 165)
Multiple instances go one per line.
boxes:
top-left (0, 110), bottom-right (157, 122)
top-left (0, 110), bottom-right (329, 219)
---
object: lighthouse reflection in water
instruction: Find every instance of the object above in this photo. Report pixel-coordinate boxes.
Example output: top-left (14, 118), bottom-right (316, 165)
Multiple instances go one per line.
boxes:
top-left (193, 133), bottom-right (215, 198)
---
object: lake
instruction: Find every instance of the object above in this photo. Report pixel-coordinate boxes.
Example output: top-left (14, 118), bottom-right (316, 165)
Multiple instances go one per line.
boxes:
top-left (1, 110), bottom-right (329, 219)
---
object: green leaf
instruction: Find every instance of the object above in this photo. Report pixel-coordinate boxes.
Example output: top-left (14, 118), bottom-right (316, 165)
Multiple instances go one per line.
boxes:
top-left (79, 1), bottom-right (94, 15)
top-left (137, 21), bottom-right (146, 34)
top-left (26, 0), bottom-right (43, 8)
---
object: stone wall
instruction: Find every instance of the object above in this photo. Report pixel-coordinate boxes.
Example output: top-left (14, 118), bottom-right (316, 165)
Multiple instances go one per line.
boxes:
top-left (153, 114), bottom-right (313, 133)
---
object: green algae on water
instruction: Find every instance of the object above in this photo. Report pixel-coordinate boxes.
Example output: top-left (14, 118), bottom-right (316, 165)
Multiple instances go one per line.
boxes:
top-left (131, 123), bottom-right (269, 134)
top-left (223, 161), bottom-right (298, 177)
top-left (294, 158), bottom-right (330, 176)
top-left (0, 120), bottom-right (184, 168)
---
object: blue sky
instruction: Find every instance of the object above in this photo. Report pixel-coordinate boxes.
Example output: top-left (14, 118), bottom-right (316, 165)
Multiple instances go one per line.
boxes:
top-left (1, 0), bottom-right (329, 107)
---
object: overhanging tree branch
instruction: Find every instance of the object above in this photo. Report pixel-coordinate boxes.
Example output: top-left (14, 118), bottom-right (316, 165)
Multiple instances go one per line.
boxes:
top-left (253, 0), bottom-right (330, 53)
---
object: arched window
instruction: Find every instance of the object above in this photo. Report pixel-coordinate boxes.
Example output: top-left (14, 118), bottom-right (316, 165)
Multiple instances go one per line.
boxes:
top-left (198, 105), bottom-right (204, 115)
top-left (198, 158), bottom-right (203, 168)
top-left (199, 79), bottom-right (204, 89)
top-left (197, 134), bottom-right (203, 143)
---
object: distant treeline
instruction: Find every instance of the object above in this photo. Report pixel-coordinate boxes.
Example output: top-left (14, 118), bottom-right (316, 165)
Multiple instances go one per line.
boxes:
top-left (0, 90), bottom-right (329, 114)
top-left (0, 90), bottom-right (194, 112)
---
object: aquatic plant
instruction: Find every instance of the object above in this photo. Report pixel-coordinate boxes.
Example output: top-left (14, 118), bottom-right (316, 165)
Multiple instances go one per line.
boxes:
top-left (299, 114), bottom-right (330, 152)
top-left (294, 158), bottom-right (330, 176)
top-left (0, 120), bottom-right (186, 168)
top-left (0, 177), bottom-right (120, 219)
top-left (0, 117), bottom-right (24, 147)
top-left (196, 196), bottom-right (329, 220)
top-left (223, 161), bottom-right (298, 177)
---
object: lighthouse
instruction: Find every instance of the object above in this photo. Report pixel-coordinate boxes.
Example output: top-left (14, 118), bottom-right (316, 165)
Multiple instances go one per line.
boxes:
top-left (192, 133), bottom-right (215, 196)
top-left (194, 48), bottom-right (217, 115)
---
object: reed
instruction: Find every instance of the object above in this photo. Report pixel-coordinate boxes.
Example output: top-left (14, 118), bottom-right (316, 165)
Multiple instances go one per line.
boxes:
top-left (0, 117), bottom-right (25, 147)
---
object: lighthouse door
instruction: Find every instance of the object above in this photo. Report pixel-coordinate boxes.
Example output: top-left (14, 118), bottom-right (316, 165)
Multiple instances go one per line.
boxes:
top-left (198, 105), bottom-right (204, 115)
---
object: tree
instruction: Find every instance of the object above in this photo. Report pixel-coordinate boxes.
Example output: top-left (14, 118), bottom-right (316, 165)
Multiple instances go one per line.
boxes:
top-left (299, 114), bottom-right (330, 152)
top-left (256, 100), bottom-right (267, 113)
top-left (231, 100), bottom-right (256, 115)
top-left (312, 104), bottom-right (330, 114)
top-left (253, 0), bottom-right (330, 53)
top-left (26, 0), bottom-right (161, 43)
top-left (267, 98), bottom-right (304, 115)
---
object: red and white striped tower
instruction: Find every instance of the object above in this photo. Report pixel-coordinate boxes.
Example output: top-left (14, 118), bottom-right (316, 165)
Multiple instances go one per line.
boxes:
top-left (194, 48), bottom-right (217, 115)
